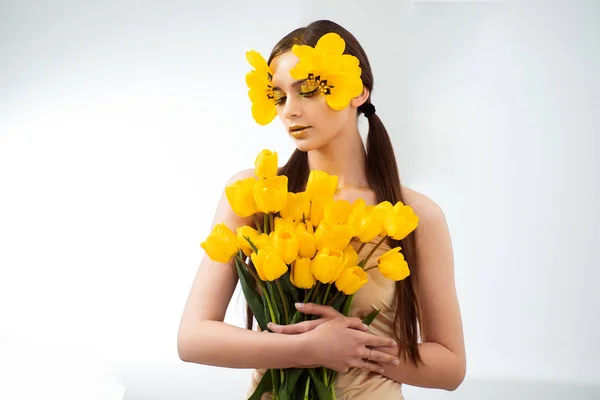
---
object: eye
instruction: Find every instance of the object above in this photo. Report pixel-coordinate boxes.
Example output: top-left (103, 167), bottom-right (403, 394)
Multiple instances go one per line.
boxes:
top-left (273, 91), bottom-right (286, 106)
top-left (300, 81), bottom-right (319, 98)
top-left (299, 87), bottom-right (319, 98)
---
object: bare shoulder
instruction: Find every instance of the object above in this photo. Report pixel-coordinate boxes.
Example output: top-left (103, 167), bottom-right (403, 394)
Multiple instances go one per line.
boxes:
top-left (401, 186), bottom-right (448, 238)
top-left (226, 168), bottom-right (256, 184)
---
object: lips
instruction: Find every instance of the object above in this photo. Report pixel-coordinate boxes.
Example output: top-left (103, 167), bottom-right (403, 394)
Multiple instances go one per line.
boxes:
top-left (289, 125), bottom-right (311, 139)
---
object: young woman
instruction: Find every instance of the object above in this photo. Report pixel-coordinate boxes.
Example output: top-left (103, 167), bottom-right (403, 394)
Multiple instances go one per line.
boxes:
top-left (178, 20), bottom-right (466, 399)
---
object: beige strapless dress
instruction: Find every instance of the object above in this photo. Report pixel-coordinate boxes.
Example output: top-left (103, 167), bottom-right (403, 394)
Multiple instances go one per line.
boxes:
top-left (245, 237), bottom-right (405, 399)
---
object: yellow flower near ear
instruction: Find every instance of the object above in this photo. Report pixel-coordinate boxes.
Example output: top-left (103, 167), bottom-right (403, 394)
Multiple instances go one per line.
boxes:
top-left (272, 227), bottom-right (299, 265)
top-left (254, 149), bottom-right (278, 179)
top-left (335, 266), bottom-right (368, 295)
top-left (291, 257), bottom-right (316, 289)
top-left (290, 32), bottom-right (364, 111)
top-left (384, 202), bottom-right (419, 240)
top-left (306, 170), bottom-right (338, 201)
top-left (253, 175), bottom-right (288, 213)
top-left (296, 222), bottom-right (316, 258)
top-left (280, 192), bottom-right (310, 222)
top-left (201, 223), bottom-right (240, 263)
top-left (245, 51), bottom-right (276, 125)
top-left (251, 247), bottom-right (288, 281)
top-left (236, 225), bottom-right (259, 256)
top-left (311, 248), bottom-right (348, 284)
top-left (225, 178), bottom-right (258, 217)
top-left (377, 247), bottom-right (410, 281)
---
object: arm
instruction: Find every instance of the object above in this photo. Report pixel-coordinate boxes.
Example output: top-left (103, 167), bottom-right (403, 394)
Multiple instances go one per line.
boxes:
top-left (379, 192), bottom-right (466, 390)
top-left (177, 169), bottom-right (306, 369)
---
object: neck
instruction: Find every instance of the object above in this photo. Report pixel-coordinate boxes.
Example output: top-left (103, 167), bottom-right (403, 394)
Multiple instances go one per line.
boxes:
top-left (307, 127), bottom-right (369, 189)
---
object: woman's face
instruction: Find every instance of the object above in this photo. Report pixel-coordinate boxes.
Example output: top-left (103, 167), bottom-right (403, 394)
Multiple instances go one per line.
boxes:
top-left (270, 51), bottom-right (356, 152)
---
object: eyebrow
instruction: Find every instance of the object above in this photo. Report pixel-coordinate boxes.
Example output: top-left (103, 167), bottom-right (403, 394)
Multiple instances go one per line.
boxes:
top-left (272, 79), bottom-right (307, 91)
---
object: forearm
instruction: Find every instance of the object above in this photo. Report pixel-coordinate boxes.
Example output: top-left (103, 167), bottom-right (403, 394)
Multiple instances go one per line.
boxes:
top-left (382, 342), bottom-right (465, 391)
top-left (178, 320), bottom-right (307, 369)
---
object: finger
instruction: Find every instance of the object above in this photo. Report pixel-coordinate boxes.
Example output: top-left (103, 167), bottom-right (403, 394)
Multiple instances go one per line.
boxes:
top-left (295, 302), bottom-right (342, 318)
top-left (345, 317), bottom-right (369, 332)
top-left (352, 359), bottom-right (385, 375)
top-left (362, 348), bottom-right (400, 366)
top-left (362, 333), bottom-right (398, 349)
top-left (267, 319), bottom-right (325, 334)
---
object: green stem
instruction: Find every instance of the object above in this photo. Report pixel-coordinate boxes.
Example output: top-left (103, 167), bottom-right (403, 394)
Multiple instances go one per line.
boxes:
top-left (363, 265), bottom-right (378, 272)
top-left (322, 283), bottom-right (332, 305)
top-left (304, 376), bottom-right (311, 400)
top-left (275, 280), bottom-right (290, 323)
top-left (361, 235), bottom-right (388, 268)
top-left (357, 242), bottom-right (366, 256)
top-left (264, 213), bottom-right (269, 234)
top-left (237, 254), bottom-right (277, 325)
top-left (270, 213), bottom-right (275, 233)
top-left (322, 366), bottom-right (328, 386)
top-left (254, 215), bottom-right (263, 234)
top-left (327, 291), bottom-right (341, 306)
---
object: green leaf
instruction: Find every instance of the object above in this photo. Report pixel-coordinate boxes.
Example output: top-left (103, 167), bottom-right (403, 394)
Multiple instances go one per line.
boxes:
top-left (266, 282), bottom-right (282, 324)
top-left (281, 270), bottom-right (300, 304)
top-left (235, 257), bottom-right (267, 331)
top-left (278, 369), bottom-right (303, 400)
top-left (307, 369), bottom-right (333, 400)
top-left (330, 292), bottom-right (346, 312)
top-left (248, 369), bottom-right (273, 400)
top-left (341, 294), bottom-right (355, 317)
top-left (362, 308), bottom-right (381, 326)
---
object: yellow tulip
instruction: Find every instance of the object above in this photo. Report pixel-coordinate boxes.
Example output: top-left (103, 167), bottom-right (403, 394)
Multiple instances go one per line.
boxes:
top-left (309, 196), bottom-right (327, 226)
top-left (324, 199), bottom-right (352, 225)
top-left (200, 223), bottom-right (240, 263)
top-left (306, 170), bottom-right (338, 201)
top-left (274, 217), bottom-right (298, 232)
top-left (343, 244), bottom-right (359, 269)
top-left (254, 149), bottom-right (278, 179)
top-left (314, 220), bottom-right (354, 252)
top-left (225, 177), bottom-right (259, 217)
top-left (377, 247), bottom-right (410, 281)
top-left (348, 203), bottom-right (383, 243)
top-left (290, 257), bottom-right (316, 289)
top-left (253, 233), bottom-right (271, 251)
top-left (335, 266), bottom-right (368, 295)
top-left (253, 175), bottom-right (288, 213)
top-left (311, 248), bottom-right (347, 284)
top-left (236, 225), bottom-right (259, 256)
top-left (372, 201), bottom-right (393, 224)
top-left (272, 227), bottom-right (299, 265)
top-left (251, 247), bottom-right (288, 281)
top-left (280, 192), bottom-right (310, 221)
top-left (296, 222), bottom-right (316, 258)
top-left (384, 202), bottom-right (419, 240)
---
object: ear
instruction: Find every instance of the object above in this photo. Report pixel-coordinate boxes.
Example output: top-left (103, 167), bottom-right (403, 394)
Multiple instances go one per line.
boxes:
top-left (350, 86), bottom-right (370, 109)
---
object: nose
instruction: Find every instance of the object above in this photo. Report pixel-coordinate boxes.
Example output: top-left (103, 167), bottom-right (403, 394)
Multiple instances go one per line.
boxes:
top-left (282, 94), bottom-right (302, 120)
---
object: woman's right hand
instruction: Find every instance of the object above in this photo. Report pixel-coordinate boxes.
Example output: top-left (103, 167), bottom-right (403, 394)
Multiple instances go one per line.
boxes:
top-left (268, 303), bottom-right (400, 374)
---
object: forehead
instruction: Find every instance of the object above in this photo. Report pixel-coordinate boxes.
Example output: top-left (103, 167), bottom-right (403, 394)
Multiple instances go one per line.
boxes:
top-left (270, 51), bottom-right (300, 88)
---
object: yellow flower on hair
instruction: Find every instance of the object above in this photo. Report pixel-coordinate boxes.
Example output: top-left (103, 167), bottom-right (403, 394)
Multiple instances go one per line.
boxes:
top-left (245, 51), bottom-right (276, 125)
top-left (290, 32), bottom-right (364, 111)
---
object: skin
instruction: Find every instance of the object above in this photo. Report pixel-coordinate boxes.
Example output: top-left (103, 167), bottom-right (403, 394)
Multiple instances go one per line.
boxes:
top-left (178, 51), bottom-right (466, 391)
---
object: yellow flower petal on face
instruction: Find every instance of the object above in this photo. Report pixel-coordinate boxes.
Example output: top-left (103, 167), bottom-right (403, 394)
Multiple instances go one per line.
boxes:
top-left (335, 266), bottom-right (368, 295)
top-left (377, 247), bottom-right (410, 281)
top-left (253, 175), bottom-right (288, 213)
top-left (245, 50), bottom-right (276, 126)
top-left (201, 223), bottom-right (240, 263)
top-left (225, 177), bottom-right (259, 217)
top-left (384, 202), bottom-right (419, 240)
top-left (290, 257), bottom-right (316, 289)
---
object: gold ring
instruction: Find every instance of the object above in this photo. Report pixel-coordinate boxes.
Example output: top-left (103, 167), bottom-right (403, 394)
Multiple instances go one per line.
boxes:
top-left (367, 349), bottom-right (373, 361)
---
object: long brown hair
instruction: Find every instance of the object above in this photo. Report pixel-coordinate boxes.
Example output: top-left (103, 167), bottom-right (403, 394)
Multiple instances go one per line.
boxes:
top-left (246, 20), bottom-right (423, 365)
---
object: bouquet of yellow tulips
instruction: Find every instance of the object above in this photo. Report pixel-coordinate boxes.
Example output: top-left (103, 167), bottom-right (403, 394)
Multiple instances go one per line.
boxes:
top-left (201, 149), bottom-right (418, 400)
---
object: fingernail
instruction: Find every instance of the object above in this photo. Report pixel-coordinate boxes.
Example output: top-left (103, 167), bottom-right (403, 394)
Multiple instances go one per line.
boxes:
top-left (392, 359), bottom-right (400, 366)
top-left (362, 324), bottom-right (369, 330)
top-left (295, 303), bottom-right (304, 309)
top-left (267, 322), bottom-right (274, 329)
top-left (379, 369), bottom-right (385, 374)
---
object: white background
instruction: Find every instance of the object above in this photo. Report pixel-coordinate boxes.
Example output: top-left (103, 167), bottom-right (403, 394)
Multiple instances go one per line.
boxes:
top-left (1, 0), bottom-right (599, 399)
